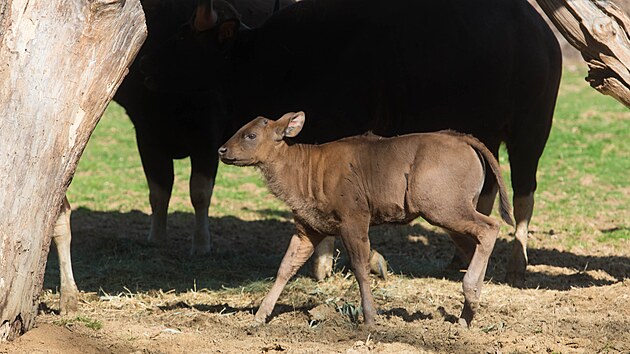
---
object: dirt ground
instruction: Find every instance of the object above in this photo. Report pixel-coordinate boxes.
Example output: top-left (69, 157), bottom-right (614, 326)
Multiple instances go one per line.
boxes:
top-left (1, 207), bottom-right (628, 354)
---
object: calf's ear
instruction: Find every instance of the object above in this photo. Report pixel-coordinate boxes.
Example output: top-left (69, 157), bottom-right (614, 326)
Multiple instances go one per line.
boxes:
top-left (284, 111), bottom-right (305, 137)
top-left (274, 111), bottom-right (306, 140)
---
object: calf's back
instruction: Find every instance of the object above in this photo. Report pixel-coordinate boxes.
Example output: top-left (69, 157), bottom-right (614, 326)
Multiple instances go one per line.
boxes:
top-left (269, 133), bottom-right (486, 231)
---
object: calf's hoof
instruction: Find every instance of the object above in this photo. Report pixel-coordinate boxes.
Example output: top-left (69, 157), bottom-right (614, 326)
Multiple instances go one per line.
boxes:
top-left (368, 250), bottom-right (388, 279)
top-left (362, 315), bottom-right (377, 328)
top-left (249, 320), bottom-right (264, 328)
top-left (252, 313), bottom-right (268, 326)
top-left (458, 317), bottom-right (471, 328)
top-left (358, 321), bottom-right (376, 331)
top-left (458, 300), bottom-right (477, 328)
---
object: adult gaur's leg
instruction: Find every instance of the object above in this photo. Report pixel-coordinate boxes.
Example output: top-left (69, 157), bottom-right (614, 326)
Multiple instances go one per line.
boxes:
top-left (505, 66), bottom-right (559, 287)
top-left (189, 153), bottom-right (219, 255)
top-left (504, 3), bottom-right (561, 286)
top-left (254, 229), bottom-right (325, 324)
top-left (136, 128), bottom-right (174, 246)
top-left (505, 154), bottom-right (538, 287)
top-left (186, 91), bottom-right (230, 256)
top-left (53, 196), bottom-right (79, 315)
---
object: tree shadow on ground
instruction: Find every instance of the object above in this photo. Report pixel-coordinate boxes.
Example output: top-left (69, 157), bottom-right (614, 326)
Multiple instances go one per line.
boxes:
top-left (44, 208), bottom-right (629, 296)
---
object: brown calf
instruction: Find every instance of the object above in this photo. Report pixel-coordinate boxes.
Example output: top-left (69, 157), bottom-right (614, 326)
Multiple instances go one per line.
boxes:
top-left (218, 112), bottom-right (514, 327)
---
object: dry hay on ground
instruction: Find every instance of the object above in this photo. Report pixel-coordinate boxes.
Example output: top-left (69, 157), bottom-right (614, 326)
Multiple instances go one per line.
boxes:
top-left (1, 210), bottom-right (628, 353)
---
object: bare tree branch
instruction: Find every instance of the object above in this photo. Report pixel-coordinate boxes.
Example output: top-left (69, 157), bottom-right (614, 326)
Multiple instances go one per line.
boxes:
top-left (537, 0), bottom-right (630, 108)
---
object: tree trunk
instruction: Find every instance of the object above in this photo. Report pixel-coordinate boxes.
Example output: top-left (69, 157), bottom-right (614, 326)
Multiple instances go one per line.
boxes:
top-left (536, 0), bottom-right (630, 108)
top-left (0, 0), bottom-right (146, 341)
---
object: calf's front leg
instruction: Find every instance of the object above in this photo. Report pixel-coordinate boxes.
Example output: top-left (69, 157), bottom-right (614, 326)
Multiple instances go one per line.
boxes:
top-left (254, 231), bottom-right (325, 324)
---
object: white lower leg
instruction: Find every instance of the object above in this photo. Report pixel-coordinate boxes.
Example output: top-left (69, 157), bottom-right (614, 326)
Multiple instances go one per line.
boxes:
top-left (54, 198), bottom-right (79, 315)
top-left (506, 193), bottom-right (534, 286)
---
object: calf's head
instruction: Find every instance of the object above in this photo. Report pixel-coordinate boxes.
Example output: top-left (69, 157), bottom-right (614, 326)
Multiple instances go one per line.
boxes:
top-left (218, 111), bottom-right (305, 166)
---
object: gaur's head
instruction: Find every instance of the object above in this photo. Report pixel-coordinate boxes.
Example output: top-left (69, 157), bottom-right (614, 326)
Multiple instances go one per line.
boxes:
top-left (141, 0), bottom-right (242, 93)
top-left (218, 111), bottom-right (305, 166)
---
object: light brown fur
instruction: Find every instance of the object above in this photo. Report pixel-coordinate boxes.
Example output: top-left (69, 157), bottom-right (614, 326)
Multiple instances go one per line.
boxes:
top-left (219, 112), bottom-right (513, 327)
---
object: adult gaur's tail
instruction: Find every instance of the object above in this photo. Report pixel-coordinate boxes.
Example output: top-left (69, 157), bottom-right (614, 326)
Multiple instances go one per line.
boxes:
top-left (440, 130), bottom-right (515, 226)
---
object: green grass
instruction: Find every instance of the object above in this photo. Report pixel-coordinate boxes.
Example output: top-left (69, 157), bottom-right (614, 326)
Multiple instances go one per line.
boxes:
top-left (67, 68), bottom-right (629, 254)
top-left (535, 69), bottom-right (629, 245)
top-left (67, 104), bottom-right (147, 212)
top-left (490, 69), bottom-right (629, 248)
top-left (54, 315), bottom-right (103, 331)
top-left (67, 103), bottom-right (284, 217)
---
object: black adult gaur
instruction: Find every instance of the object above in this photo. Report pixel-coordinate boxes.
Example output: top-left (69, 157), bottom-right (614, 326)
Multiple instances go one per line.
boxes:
top-left (143, 0), bottom-right (562, 286)
top-left (113, 0), bottom-right (291, 255)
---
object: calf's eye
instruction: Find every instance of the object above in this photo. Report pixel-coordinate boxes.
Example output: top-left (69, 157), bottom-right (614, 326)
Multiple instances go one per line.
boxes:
top-left (246, 133), bottom-right (257, 140)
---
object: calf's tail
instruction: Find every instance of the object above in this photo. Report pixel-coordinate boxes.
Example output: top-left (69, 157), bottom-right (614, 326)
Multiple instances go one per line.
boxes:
top-left (468, 137), bottom-right (514, 226)
top-left (441, 131), bottom-right (514, 226)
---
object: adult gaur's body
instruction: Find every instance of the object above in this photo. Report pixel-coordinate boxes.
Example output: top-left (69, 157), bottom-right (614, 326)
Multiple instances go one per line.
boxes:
top-left (145, 0), bottom-right (562, 285)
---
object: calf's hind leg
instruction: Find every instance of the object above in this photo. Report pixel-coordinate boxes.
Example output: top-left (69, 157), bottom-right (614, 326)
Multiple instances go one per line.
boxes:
top-left (448, 149), bottom-right (499, 271)
top-left (427, 204), bottom-right (499, 327)
top-left (444, 214), bottom-right (499, 328)
top-left (339, 220), bottom-right (377, 326)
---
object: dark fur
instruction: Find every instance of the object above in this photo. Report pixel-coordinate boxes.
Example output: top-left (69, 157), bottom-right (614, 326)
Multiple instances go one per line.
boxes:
top-left (143, 0), bottom-right (561, 281)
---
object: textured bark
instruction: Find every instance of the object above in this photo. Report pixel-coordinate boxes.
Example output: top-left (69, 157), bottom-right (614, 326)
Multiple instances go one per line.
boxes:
top-left (0, 0), bottom-right (146, 341)
top-left (536, 0), bottom-right (630, 107)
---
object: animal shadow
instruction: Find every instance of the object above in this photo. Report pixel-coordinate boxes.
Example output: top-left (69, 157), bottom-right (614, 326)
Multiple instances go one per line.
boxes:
top-left (43, 208), bottom-right (629, 297)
